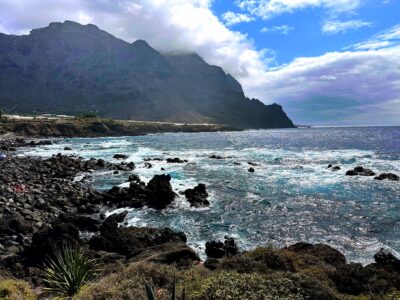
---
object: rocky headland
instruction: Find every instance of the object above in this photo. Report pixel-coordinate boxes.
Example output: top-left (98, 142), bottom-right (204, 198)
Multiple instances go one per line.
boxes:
top-left (0, 116), bottom-right (237, 138)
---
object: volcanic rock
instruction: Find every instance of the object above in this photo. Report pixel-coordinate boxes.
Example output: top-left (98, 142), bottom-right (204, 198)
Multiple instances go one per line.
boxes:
top-left (346, 166), bottom-right (376, 177)
top-left (184, 184), bottom-right (210, 207)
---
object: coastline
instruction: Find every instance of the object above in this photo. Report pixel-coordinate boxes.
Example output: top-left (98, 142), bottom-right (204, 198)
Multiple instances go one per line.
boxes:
top-left (0, 116), bottom-right (240, 138)
top-left (1, 137), bottom-right (400, 299)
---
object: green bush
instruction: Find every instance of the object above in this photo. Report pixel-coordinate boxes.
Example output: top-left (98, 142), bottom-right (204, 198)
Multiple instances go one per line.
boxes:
top-left (0, 279), bottom-right (36, 300)
top-left (75, 262), bottom-right (177, 300)
top-left (192, 271), bottom-right (304, 300)
top-left (42, 245), bottom-right (99, 297)
top-left (219, 247), bottom-right (302, 274)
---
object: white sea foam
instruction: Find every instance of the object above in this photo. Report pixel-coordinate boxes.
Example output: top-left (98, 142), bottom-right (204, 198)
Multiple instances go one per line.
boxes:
top-left (18, 129), bottom-right (400, 263)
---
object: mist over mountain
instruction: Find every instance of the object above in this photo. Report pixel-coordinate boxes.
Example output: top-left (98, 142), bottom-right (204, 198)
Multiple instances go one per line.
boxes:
top-left (0, 21), bottom-right (294, 129)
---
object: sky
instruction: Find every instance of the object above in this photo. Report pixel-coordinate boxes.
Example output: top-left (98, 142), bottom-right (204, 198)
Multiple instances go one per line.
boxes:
top-left (0, 0), bottom-right (399, 126)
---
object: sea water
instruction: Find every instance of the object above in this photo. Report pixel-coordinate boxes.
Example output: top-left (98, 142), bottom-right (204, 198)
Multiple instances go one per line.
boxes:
top-left (21, 127), bottom-right (400, 263)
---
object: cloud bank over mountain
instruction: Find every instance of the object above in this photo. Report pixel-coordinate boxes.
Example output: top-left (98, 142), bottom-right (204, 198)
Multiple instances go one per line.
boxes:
top-left (0, 0), bottom-right (399, 125)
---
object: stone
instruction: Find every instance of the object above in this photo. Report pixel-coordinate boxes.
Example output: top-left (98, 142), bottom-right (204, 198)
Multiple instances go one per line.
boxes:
top-left (184, 184), bottom-right (210, 207)
top-left (374, 248), bottom-right (400, 270)
top-left (346, 166), bottom-right (376, 176)
top-left (146, 175), bottom-right (176, 210)
top-left (90, 213), bottom-right (186, 258)
top-left (374, 173), bottom-right (399, 181)
top-left (205, 237), bottom-right (239, 259)
top-left (113, 154), bottom-right (129, 160)
top-left (166, 158), bottom-right (187, 163)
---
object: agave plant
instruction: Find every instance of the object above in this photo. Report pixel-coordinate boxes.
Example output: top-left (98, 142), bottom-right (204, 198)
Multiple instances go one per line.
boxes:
top-left (42, 244), bottom-right (100, 297)
top-left (144, 276), bottom-right (186, 300)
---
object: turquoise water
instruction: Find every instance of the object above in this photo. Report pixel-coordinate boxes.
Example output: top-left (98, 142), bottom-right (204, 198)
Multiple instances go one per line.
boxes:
top-left (22, 127), bottom-right (400, 263)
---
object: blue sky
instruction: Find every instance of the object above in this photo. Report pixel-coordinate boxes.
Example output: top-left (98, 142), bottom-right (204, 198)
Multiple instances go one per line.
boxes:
top-left (213, 0), bottom-right (400, 66)
top-left (0, 0), bottom-right (399, 125)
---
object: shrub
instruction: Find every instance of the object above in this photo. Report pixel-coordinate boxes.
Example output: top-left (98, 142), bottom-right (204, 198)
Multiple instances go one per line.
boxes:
top-left (42, 245), bottom-right (99, 297)
top-left (192, 271), bottom-right (305, 300)
top-left (219, 247), bottom-right (303, 274)
top-left (0, 279), bottom-right (36, 300)
top-left (144, 277), bottom-right (187, 300)
top-left (75, 262), bottom-right (177, 300)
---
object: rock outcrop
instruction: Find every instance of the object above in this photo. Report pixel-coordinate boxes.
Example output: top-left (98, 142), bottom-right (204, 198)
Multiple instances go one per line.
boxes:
top-left (374, 173), bottom-right (399, 181)
top-left (184, 184), bottom-right (210, 207)
top-left (101, 174), bottom-right (176, 210)
top-left (205, 237), bottom-right (239, 259)
top-left (346, 166), bottom-right (376, 176)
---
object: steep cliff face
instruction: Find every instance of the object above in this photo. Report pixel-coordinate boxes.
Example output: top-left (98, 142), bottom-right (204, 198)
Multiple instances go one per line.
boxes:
top-left (0, 21), bottom-right (294, 129)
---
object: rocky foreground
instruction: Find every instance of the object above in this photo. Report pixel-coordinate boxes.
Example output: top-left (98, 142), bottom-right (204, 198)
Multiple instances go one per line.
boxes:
top-left (1, 139), bottom-right (400, 299)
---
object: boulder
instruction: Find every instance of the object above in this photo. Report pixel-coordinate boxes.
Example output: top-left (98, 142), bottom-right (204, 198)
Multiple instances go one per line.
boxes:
top-left (374, 248), bottom-right (400, 270)
top-left (331, 166), bottom-right (341, 171)
top-left (205, 240), bottom-right (225, 258)
top-left (374, 173), bottom-right (399, 181)
top-left (346, 166), bottom-right (376, 177)
top-left (248, 167), bottom-right (255, 173)
top-left (132, 241), bottom-right (200, 266)
top-left (146, 174), bottom-right (176, 210)
top-left (0, 212), bottom-right (31, 236)
top-left (26, 222), bottom-right (80, 265)
top-left (128, 174), bottom-right (142, 183)
top-left (205, 237), bottom-right (239, 259)
top-left (90, 213), bottom-right (187, 258)
top-left (144, 162), bottom-right (153, 169)
top-left (113, 154), bottom-right (128, 160)
top-left (166, 158), bottom-right (187, 163)
top-left (184, 184), bottom-right (210, 207)
top-left (64, 147), bottom-right (72, 151)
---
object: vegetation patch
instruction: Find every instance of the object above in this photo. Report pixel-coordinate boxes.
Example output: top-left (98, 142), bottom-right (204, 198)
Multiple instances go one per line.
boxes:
top-left (0, 279), bottom-right (36, 300)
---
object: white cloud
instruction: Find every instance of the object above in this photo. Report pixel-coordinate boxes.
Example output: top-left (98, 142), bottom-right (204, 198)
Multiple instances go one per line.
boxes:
top-left (235, 0), bottom-right (361, 19)
top-left (0, 0), bottom-right (266, 80)
top-left (0, 0), bottom-right (399, 125)
top-left (261, 24), bottom-right (293, 35)
top-left (246, 46), bottom-right (400, 125)
top-left (350, 24), bottom-right (400, 50)
top-left (322, 19), bottom-right (372, 34)
top-left (222, 11), bottom-right (255, 26)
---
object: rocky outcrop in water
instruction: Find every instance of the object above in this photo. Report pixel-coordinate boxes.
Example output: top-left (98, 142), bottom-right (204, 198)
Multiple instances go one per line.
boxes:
top-left (184, 184), bottom-right (209, 207)
top-left (166, 157), bottom-right (188, 163)
top-left (101, 174), bottom-right (176, 210)
top-left (374, 173), bottom-right (399, 181)
top-left (113, 154), bottom-right (129, 160)
top-left (89, 212), bottom-right (189, 259)
top-left (346, 166), bottom-right (376, 176)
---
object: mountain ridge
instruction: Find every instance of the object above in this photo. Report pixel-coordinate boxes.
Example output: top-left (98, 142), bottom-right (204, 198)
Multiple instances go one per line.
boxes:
top-left (0, 21), bottom-right (295, 129)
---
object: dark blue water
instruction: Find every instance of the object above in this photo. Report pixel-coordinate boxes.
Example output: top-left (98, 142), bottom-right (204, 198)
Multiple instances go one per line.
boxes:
top-left (23, 127), bottom-right (400, 263)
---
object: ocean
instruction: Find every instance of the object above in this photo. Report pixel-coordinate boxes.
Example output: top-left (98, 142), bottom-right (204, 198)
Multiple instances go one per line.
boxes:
top-left (21, 126), bottom-right (400, 263)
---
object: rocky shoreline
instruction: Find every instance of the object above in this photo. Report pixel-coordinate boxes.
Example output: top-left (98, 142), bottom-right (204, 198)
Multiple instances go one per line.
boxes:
top-left (0, 117), bottom-right (238, 138)
top-left (1, 138), bottom-right (400, 299)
